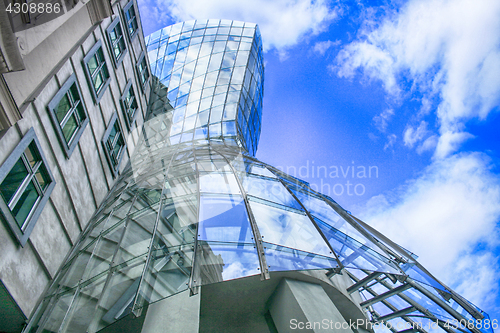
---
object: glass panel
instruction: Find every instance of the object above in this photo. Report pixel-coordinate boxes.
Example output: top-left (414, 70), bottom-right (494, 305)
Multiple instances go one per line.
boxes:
top-left (289, 189), bottom-right (390, 258)
top-left (248, 199), bottom-right (333, 257)
top-left (199, 172), bottom-right (241, 194)
top-left (87, 55), bottom-right (98, 74)
top-left (193, 241), bottom-right (260, 286)
top-left (157, 196), bottom-right (197, 247)
top-left (242, 174), bottom-right (302, 210)
top-left (315, 218), bottom-right (400, 274)
top-left (39, 291), bottom-right (75, 333)
top-left (76, 102), bottom-right (86, 122)
top-left (263, 242), bottom-right (338, 272)
top-left (111, 133), bottom-right (124, 163)
top-left (113, 203), bottom-right (159, 266)
top-left (56, 242), bottom-right (96, 292)
top-left (62, 114), bottom-right (78, 143)
top-left (97, 256), bottom-right (146, 329)
top-left (62, 273), bottom-right (107, 333)
top-left (0, 158), bottom-right (28, 204)
top-left (109, 28), bottom-right (117, 42)
top-left (55, 94), bottom-right (71, 124)
top-left (93, 72), bottom-right (104, 92)
top-left (34, 163), bottom-right (51, 191)
top-left (12, 180), bottom-right (39, 228)
top-left (401, 264), bottom-right (447, 292)
top-left (248, 164), bottom-right (276, 178)
top-left (198, 195), bottom-right (253, 243)
top-left (138, 244), bottom-right (192, 305)
top-left (26, 142), bottom-right (41, 167)
top-left (289, 189), bottom-right (336, 221)
top-left (85, 219), bottom-right (126, 282)
top-left (402, 288), bottom-right (453, 322)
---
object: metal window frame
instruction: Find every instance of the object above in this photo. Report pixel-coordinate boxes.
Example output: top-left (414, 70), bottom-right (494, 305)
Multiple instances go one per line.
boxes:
top-left (102, 113), bottom-right (127, 177)
top-left (82, 40), bottom-right (111, 104)
top-left (136, 51), bottom-right (150, 92)
top-left (0, 128), bottom-right (56, 246)
top-left (123, 0), bottom-right (138, 41)
top-left (106, 16), bottom-right (128, 68)
top-left (120, 80), bottom-right (138, 131)
top-left (47, 73), bottom-right (89, 158)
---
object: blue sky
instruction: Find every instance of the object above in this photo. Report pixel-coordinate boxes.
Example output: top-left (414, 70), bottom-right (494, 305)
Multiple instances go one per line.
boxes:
top-left (136, 0), bottom-right (500, 323)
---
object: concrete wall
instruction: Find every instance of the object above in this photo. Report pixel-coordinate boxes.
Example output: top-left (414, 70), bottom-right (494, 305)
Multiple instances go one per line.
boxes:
top-left (0, 0), bottom-right (150, 327)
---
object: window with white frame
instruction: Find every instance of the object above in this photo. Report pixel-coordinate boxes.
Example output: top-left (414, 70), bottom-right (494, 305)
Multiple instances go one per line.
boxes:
top-left (48, 74), bottom-right (89, 157)
top-left (102, 113), bottom-right (126, 176)
top-left (120, 80), bottom-right (139, 130)
top-left (136, 52), bottom-right (150, 90)
top-left (83, 40), bottom-right (111, 103)
top-left (123, 1), bottom-right (139, 40)
top-left (0, 128), bottom-right (55, 246)
top-left (106, 16), bottom-right (127, 67)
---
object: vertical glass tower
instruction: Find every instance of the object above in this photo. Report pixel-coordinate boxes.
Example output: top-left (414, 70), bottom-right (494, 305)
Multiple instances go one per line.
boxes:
top-left (25, 20), bottom-right (492, 333)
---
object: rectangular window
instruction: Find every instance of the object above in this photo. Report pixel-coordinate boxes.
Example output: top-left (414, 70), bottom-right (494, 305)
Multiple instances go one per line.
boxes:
top-left (0, 128), bottom-right (55, 246)
top-left (120, 80), bottom-right (139, 130)
top-left (136, 52), bottom-right (150, 89)
top-left (102, 113), bottom-right (126, 176)
top-left (123, 1), bottom-right (139, 40)
top-left (83, 40), bottom-right (111, 103)
top-left (106, 16), bottom-right (127, 67)
top-left (48, 74), bottom-right (89, 157)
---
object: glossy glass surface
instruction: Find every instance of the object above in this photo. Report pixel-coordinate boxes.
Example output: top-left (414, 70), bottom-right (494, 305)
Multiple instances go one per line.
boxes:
top-left (146, 20), bottom-right (263, 156)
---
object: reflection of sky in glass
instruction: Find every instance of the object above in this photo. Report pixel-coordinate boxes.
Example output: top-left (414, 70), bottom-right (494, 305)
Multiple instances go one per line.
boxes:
top-left (199, 172), bottom-right (241, 194)
top-left (198, 195), bottom-right (253, 243)
top-left (401, 264), bottom-right (447, 292)
top-left (146, 20), bottom-right (263, 155)
top-left (263, 242), bottom-right (338, 272)
top-left (249, 199), bottom-right (333, 257)
top-left (197, 242), bottom-right (260, 282)
top-left (315, 218), bottom-right (400, 274)
top-left (243, 174), bottom-right (303, 210)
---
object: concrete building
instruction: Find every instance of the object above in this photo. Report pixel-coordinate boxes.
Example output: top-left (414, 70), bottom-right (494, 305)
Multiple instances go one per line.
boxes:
top-left (0, 13), bottom-right (493, 333)
top-left (0, 0), bottom-right (149, 331)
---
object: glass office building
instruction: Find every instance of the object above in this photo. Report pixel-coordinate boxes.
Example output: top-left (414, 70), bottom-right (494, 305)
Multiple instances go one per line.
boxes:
top-left (25, 20), bottom-right (492, 333)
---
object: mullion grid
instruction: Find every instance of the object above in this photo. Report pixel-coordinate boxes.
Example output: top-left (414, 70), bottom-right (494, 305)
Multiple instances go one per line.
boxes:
top-left (107, 122), bottom-right (124, 167)
top-left (58, 88), bottom-right (83, 144)
top-left (111, 25), bottom-right (125, 59)
top-left (352, 271), bottom-right (461, 333)
top-left (124, 87), bottom-right (137, 124)
top-left (90, 50), bottom-right (107, 94)
top-left (7, 148), bottom-right (45, 228)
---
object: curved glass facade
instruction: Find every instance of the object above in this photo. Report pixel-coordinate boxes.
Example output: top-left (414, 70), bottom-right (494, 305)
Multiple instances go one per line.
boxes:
top-left (25, 20), bottom-right (492, 333)
top-left (145, 19), bottom-right (263, 156)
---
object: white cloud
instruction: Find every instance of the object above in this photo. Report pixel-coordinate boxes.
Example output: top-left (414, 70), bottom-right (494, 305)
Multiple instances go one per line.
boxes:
top-left (359, 152), bottom-right (500, 313)
top-left (335, 0), bottom-right (500, 158)
top-left (383, 133), bottom-right (397, 150)
top-left (313, 40), bottom-right (340, 55)
top-left (144, 0), bottom-right (338, 52)
top-left (434, 131), bottom-right (474, 159)
top-left (403, 121), bottom-right (428, 148)
top-left (416, 135), bottom-right (438, 154)
top-left (373, 108), bottom-right (394, 133)
top-left (336, 41), bottom-right (399, 95)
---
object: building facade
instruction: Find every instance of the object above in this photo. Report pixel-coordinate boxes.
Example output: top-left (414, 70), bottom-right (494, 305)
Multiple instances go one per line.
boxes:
top-left (0, 0), bottom-right (150, 331)
top-left (0, 13), bottom-right (494, 333)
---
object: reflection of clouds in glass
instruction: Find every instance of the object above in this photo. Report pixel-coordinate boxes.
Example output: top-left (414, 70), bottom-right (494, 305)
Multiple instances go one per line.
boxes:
top-left (250, 200), bottom-right (332, 257)
top-left (216, 245), bottom-right (260, 281)
top-left (222, 261), bottom-right (246, 280)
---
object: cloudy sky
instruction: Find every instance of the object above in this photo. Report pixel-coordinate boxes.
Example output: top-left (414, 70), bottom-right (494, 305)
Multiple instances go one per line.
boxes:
top-left (136, 0), bottom-right (500, 322)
